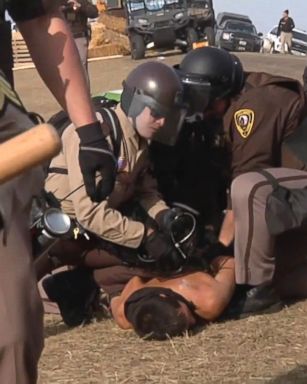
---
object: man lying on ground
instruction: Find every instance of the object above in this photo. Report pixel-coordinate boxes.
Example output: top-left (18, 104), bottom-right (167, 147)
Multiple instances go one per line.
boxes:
top-left (110, 255), bottom-right (235, 339)
top-left (110, 228), bottom-right (307, 339)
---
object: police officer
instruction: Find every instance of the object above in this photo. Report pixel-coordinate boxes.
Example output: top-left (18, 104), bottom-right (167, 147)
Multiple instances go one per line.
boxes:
top-left (60, 0), bottom-right (98, 79)
top-left (178, 47), bottom-right (307, 318)
top-left (42, 61), bottom-right (187, 282)
top-left (0, 1), bottom-right (116, 382)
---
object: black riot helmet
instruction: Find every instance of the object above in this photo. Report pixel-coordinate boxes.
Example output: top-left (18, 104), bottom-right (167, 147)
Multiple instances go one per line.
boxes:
top-left (177, 47), bottom-right (245, 114)
top-left (120, 61), bottom-right (186, 145)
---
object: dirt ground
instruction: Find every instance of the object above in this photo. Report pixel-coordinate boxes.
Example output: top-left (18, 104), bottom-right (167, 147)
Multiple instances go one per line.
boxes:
top-left (14, 52), bottom-right (307, 384)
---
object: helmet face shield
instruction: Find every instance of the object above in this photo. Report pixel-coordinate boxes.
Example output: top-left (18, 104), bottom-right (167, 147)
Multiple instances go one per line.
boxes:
top-left (175, 66), bottom-right (212, 115)
top-left (124, 86), bottom-right (187, 146)
top-left (152, 107), bottom-right (187, 146)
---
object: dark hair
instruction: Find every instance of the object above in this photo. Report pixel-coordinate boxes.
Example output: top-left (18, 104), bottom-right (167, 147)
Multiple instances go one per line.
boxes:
top-left (124, 288), bottom-right (195, 340)
top-left (284, 9), bottom-right (289, 14)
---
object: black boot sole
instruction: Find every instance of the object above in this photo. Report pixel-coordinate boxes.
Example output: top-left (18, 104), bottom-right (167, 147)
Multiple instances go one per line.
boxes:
top-left (223, 301), bottom-right (284, 321)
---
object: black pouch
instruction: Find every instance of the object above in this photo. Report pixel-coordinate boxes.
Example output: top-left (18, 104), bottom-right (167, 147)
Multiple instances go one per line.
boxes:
top-left (258, 169), bottom-right (307, 235)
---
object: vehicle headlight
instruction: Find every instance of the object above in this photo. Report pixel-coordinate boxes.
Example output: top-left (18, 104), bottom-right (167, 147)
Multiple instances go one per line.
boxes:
top-left (222, 33), bottom-right (231, 40)
top-left (138, 18), bottom-right (149, 26)
top-left (174, 12), bottom-right (184, 20)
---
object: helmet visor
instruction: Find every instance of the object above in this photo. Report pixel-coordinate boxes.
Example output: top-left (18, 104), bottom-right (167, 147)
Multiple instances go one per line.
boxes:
top-left (181, 75), bottom-right (212, 115)
top-left (152, 108), bottom-right (187, 146)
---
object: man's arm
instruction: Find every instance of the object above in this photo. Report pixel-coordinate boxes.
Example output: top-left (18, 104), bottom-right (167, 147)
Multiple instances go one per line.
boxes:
top-left (17, 10), bottom-right (95, 127)
top-left (218, 209), bottom-right (234, 246)
top-left (17, 8), bottom-right (116, 202)
top-left (277, 19), bottom-right (282, 36)
top-left (196, 256), bottom-right (235, 321)
top-left (136, 151), bottom-right (169, 220)
top-left (110, 277), bottom-right (141, 329)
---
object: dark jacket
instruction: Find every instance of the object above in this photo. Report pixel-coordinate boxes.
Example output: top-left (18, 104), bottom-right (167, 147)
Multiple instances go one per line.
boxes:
top-left (277, 16), bottom-right (295, 35)
top-left (149, 117), bottom-right (230, 227)
top-left (223, 72), bottom-right (307, 180)
top-left (61, 0), bottom-right (98, 37)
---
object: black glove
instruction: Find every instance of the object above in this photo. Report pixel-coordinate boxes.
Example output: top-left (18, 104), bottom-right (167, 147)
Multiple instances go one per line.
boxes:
top-left (139, 231), bottom-right (184, 274)
top-left (158, 207), bottom-right (196, 239)
top-left (76, 122), bottom-right (117, 202)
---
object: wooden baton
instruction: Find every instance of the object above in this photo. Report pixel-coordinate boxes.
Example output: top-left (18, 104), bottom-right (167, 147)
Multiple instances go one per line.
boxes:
top-left (0, 123), bottom-right (61, 184)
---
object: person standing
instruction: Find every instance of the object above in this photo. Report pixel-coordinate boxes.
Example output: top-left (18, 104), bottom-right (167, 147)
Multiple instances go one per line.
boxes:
top-left (277, 9), bottom-right (295, 54)
top-left (0, 0), bottom-right (116, 382)
top-left (60, 0), bottom-right (98, 81)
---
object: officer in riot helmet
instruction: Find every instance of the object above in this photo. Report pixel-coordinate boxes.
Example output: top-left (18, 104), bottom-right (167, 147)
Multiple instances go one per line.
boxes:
top-left (177, 46), bottom-right (307, 320)
top-left (149, 47), bottom-right (243, 235)
top-left (121, 60), bottom-right (186, 145)
top-left (178, 46), bottom-right (245, 115)
top-left (40, 61), bottom-right (198, 326)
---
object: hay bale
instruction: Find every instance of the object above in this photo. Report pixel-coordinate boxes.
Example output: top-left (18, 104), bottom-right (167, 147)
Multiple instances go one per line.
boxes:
top-left (98, 12), bottom-right (127, 34)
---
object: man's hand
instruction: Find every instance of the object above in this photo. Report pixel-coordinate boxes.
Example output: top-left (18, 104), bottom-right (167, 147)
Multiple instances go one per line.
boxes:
top-left (67, 0), bottom-right (81, 10)
top-left (76, 122), bottom-right (117, 202)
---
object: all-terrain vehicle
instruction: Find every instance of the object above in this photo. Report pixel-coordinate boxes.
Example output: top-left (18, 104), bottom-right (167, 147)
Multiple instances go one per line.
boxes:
top-left (187, 0), bottom-right (215, 46)
top-left (215, 12), bottom-right (262, 52)
top-left (124, 0), bottom-right (199, 59)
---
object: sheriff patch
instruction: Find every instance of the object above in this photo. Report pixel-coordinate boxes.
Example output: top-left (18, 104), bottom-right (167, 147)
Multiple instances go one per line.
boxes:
top-left (234, 109), bottom-right (255, 138)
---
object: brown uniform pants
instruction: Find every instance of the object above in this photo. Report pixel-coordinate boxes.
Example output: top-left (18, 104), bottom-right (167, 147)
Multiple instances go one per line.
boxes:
top-left (231, 168), bottom-right (307, 285)
top-left (0, 88), bottom-right (44, 383)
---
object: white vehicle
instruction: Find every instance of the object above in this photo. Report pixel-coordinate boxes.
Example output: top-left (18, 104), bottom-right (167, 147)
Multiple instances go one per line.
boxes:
top-left (262, 25), bottom-right (307, 55)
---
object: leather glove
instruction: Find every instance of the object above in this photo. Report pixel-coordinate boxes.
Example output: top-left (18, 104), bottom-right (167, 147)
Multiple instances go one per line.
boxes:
top-left (139, 230), bottom-right (184, 274)
top-left (76, 121), bottom-right (117, 202)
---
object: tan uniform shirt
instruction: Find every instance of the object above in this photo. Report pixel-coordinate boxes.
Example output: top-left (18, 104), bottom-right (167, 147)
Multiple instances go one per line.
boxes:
top-left (46, 105), bottom-right (168, 249)
top-left (223, 72), bottom-right (307, 180)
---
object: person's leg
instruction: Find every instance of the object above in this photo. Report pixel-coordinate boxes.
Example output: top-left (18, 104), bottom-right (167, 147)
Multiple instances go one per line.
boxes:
top-left (280, 32), bottom-right (286, 53)
top-left (229, 168), bottom-right (307, 317)
top-left (232, 167), bottom-right (307, 286)
top-left (74, 37), bottom-right (89, 85)
top-left (286, 32), bottom-right (293, 54)
top-left (274, 231), bottom-right (307, 299)
top-left (0, 211), bottom-right (43, 384)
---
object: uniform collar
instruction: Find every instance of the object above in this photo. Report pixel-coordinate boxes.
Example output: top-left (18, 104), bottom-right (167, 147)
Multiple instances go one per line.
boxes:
top-left (115, 104), bottom-right (142, 150)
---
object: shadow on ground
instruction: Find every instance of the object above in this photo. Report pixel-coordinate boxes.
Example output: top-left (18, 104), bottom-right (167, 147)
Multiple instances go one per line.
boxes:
top-left (269, 365), bottom-right (307, 384)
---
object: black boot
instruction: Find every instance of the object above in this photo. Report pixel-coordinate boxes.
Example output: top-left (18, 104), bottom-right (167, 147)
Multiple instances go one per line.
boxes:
top-left (42, 268), bottom-right (99, 327)
top-left (222, 282), bottom-right (284, 320)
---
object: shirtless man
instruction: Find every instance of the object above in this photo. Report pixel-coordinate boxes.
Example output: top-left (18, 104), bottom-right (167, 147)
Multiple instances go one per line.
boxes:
top-left (110, 256), bottom-right (235, 339)
top-left (111, 227), bottom-right (307, 339)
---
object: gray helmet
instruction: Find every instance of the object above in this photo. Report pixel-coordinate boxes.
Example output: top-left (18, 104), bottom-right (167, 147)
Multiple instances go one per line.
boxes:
top-left (120, 61), bottom-right (186, 145)
top-left (177, 47), bottom-right (245, 113)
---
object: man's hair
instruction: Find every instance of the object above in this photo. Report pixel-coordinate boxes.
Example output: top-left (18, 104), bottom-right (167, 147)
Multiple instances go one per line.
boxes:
top-left (284, 9), bottom-right (289, 14)
top-left (124, 288), bottom-right (195, 340)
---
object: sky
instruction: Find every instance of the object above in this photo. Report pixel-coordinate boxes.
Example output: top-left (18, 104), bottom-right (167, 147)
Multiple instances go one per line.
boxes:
top-left (213, 0), bottom-right (307, 35)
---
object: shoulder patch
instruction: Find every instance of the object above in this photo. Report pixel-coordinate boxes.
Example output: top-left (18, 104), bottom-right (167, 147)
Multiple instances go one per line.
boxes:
top-left (234, 109), bottom-right (255, 138)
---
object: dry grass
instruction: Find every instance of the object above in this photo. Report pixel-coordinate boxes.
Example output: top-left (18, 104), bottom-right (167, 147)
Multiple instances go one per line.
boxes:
top-left (39, 300), bottom-right (307, 384)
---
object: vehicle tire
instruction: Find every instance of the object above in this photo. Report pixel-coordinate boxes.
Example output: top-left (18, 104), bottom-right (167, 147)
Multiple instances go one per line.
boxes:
top-left (204, 26), bottom-right (215, 46)
top-left (186, 27), bottom-right (198, 51)
top-left (130, 33), bottom-right (145, 60)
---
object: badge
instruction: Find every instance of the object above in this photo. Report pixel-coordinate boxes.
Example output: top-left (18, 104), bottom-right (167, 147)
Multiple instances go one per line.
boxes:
top-left (234, 109), bottom-right (255, 138)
